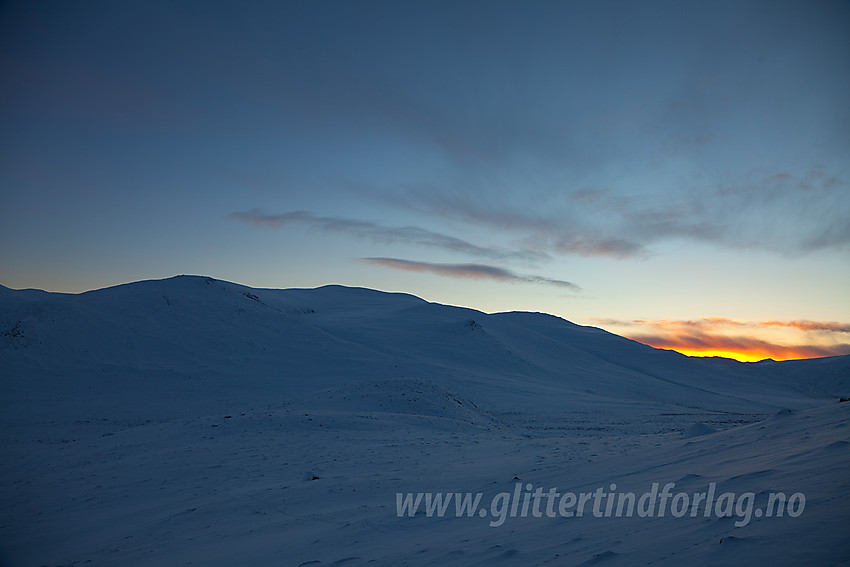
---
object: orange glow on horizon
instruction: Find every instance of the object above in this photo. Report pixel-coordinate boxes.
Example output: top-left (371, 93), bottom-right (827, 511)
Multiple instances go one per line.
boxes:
top-left (622, 334), bottom-right (840, 362)
top-left (670, 348), bottom-right (776, 363)
top-left (616, 324), bottom-right (849, 362)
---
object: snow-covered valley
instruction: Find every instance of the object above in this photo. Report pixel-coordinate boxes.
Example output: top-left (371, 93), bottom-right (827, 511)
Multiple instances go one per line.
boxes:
top-left (1, 276), bottom-right (848, 566)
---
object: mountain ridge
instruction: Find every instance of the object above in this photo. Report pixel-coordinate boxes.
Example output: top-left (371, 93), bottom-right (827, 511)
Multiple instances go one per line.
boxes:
top-left (2, 275), bottom-right (847, 424)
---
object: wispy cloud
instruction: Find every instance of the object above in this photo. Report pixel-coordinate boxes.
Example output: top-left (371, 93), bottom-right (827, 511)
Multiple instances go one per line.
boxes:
top-left (768, 172), bottom-right (793, 182)
top-left (388, 161), bottom-right (850, 259)
top-left (394, 193), bottom-right (650, 259)
top-left (593, 317), bottom-right (747, 329)
top-left (759, 320), bottom-right (850, 333)
top-left (627, 330), bottom-right (850, 360)
top-left (229, 209), bottom-right (547, 263)
top-left (591, 316), bottom-right (850, 360)
top-left (594, 317), bottom-right (850, 333)
top-left (360, 257), bottom-right (581, 291)
top-left (552, 234), bottom-right (645, 259)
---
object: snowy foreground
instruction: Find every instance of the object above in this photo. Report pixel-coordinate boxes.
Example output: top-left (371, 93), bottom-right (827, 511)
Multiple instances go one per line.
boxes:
top-left (1, 276), bottom-right (848, 566)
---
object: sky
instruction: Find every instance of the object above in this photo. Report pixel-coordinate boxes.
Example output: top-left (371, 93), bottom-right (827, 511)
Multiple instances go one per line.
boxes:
top-left (1, 0), bottom-right (849, 362)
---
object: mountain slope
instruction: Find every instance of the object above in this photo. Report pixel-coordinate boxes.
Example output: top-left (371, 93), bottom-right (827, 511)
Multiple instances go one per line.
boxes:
top-left (2, 275), bottom-right (847, 424)
top-left (1, 275), bottom-right (849, 566)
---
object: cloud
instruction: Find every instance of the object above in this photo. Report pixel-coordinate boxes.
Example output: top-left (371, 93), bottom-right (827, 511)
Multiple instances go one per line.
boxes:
top-left (627, 330), bottom-right (850, 360)
top-left (658, 134), bottom-right (726, 156)
top-left (759, 320), bottom-right (850, 333)
top-left (633, 317), bottom-right (747, 329)
top-left (394, 193), bottom-right (650, 259)
top-left (823, 177), bottom-right (848, 190)
top-left (595, 317), bottom-right (849, 333)
top-left (768, 173), bottom-right (793, 181)
top-left (591, 316), bottom-right (850, 360)
top-left (590, 318), bottom-right (639, 327)
top-left (568, 188), bottom-right (611, 204)
top-left (387, 160), bottom-right (850, 260)
top-left (801, 221), bottom-right (850, 251)
top-left (229, 209), bottom-right (547, 263)
top-left (360, 257), bottom-right (581, 291)
top-left (552, 234), bottom-right (645, 259)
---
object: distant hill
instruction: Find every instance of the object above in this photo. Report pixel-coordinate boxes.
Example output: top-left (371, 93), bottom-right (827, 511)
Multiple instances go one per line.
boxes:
top-left (2, 275), bottom-right (847, 427)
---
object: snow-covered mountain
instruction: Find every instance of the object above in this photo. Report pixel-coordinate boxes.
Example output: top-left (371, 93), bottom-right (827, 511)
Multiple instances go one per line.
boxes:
top-left (1, 276), bottom-right (848, 566)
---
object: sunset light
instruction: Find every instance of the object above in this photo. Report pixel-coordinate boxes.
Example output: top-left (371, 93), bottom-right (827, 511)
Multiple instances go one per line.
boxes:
top-left (596, 317), bottom-right (850, 363)
top-left (652, 348), bottom-right (778, 363)
top-left (1, 2), bottom-right (848, 565)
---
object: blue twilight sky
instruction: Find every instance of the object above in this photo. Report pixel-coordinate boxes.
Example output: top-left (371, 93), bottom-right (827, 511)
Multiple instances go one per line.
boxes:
top-left (1, 0), bottom-right (849, 360)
